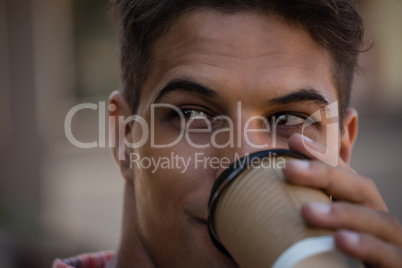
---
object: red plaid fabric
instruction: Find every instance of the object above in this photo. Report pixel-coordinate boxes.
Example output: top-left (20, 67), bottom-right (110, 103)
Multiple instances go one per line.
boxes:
top-left (52, 251), bottom-right (114, 268)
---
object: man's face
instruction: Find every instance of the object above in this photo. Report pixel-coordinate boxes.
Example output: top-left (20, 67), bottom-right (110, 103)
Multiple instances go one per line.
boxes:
top-left (130, 9), bottom-right (338, 268)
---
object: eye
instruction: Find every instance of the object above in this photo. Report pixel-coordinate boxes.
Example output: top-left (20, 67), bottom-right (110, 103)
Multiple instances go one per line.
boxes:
top-left (182, 109), bottom-right (209, 120)
top-left (182, 108), bottom-right (215, 129)
top-left (267, 112), bottom-right (319, 140)
top-left (274, 114), bottom-right (306, 126)
top-left (268, 112), bottom-right (318, 130)
top-left (172, 107), bottom-right (222, 130)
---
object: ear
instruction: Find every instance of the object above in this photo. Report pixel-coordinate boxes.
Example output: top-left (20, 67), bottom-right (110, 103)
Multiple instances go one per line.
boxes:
top-left (339, 108), bottom-right (358, 164)
top-left (109, 90), bottom-right (134, 182)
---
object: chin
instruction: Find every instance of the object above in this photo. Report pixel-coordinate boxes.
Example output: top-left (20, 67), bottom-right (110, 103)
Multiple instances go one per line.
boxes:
top-left (187, 221), bottom-right (239, 268)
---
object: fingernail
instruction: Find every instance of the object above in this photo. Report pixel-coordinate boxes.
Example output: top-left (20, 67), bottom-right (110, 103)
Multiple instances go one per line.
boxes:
top-left (288, 159), bottom-right (310, 170)
top-left (307, 202), bottom-right (331, 215)
top-left (302, 135), bottom-right (314, 143)
top-left (340, 230), bottom-right (360, 246)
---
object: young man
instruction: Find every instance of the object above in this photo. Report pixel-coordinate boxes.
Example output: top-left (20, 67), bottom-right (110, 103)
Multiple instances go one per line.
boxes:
top-left (54, 0), bottom-right (402, 267)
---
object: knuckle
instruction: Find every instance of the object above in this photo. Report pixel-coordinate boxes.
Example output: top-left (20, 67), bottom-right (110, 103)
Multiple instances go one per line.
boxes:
top-left (359, 176), bottom-right (387, 210)
top-left (322, 164), bottom-right (337, 188)
top-left (330, 202), bottom-right (351, 221)
top-left (317, 160), bottom-right (334, 176)
top-left (363, 176), bottom-right (377, 192)
top-left (382, 212), bottom-right (402, 232)
top-left (361, 176), bottom-right (379, 200)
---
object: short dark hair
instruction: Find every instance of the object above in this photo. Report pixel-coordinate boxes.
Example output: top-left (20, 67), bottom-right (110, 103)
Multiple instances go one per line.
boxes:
top-left (111, 0), bottom-right (365, 119)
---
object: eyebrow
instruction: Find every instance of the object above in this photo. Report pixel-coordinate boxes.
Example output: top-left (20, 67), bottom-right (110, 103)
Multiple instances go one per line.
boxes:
top-left (155, 79), bottom-right (329, 109)
top-left (154, 78), bottom-right (218, 103)
top-left (269, 88), bottom-right (329, 107)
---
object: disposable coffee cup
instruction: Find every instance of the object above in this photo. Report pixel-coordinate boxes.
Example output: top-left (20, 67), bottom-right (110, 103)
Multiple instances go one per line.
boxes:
top-left (207, 149), bottom-right (362, 268)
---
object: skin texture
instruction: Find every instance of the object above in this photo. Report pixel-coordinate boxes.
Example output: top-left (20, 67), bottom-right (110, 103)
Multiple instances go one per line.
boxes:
top-left (108, 9), bottom-right (402, 268)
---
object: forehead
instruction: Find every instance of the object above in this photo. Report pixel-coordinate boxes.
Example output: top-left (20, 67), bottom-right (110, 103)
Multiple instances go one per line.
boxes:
top-left (139, 9), bottom-right (336, 111)
top-left (156, 10), bottom-right (316, 57)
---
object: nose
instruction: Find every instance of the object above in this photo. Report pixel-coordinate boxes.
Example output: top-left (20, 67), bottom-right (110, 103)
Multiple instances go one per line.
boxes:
top-left (214, 115), bottom-right (278, 180)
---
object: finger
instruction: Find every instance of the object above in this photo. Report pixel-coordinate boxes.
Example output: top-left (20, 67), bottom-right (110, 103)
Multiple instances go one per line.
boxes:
top-left (301, 202), bottom-right (402, 246)
top-left (335, 230), bottom-right (402, 268)
top-left (283, 159), bottom-right (387, 210)
top-left (288, 133), bottom-right (352, 172)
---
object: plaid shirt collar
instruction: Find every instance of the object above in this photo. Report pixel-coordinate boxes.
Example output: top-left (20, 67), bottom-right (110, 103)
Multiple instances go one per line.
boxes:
top-left (52, 251), bottom-right (114, 268)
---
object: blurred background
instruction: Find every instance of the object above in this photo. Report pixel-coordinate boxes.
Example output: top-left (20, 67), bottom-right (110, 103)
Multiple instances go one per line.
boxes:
top-left (0, 0), bottom-right (401, 267)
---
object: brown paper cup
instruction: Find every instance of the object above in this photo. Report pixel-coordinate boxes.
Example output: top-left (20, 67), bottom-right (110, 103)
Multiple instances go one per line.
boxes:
top-left (207, 150), bottom-right (362, 268)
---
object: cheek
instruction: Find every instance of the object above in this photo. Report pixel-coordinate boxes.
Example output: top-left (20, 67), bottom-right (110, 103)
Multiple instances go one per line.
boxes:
top-left (132, 141), bottom-right (219, 262)
top-left (133, 112), bottom-right (217, 215)
top-left (133, 142), bottom-right (217, 223)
